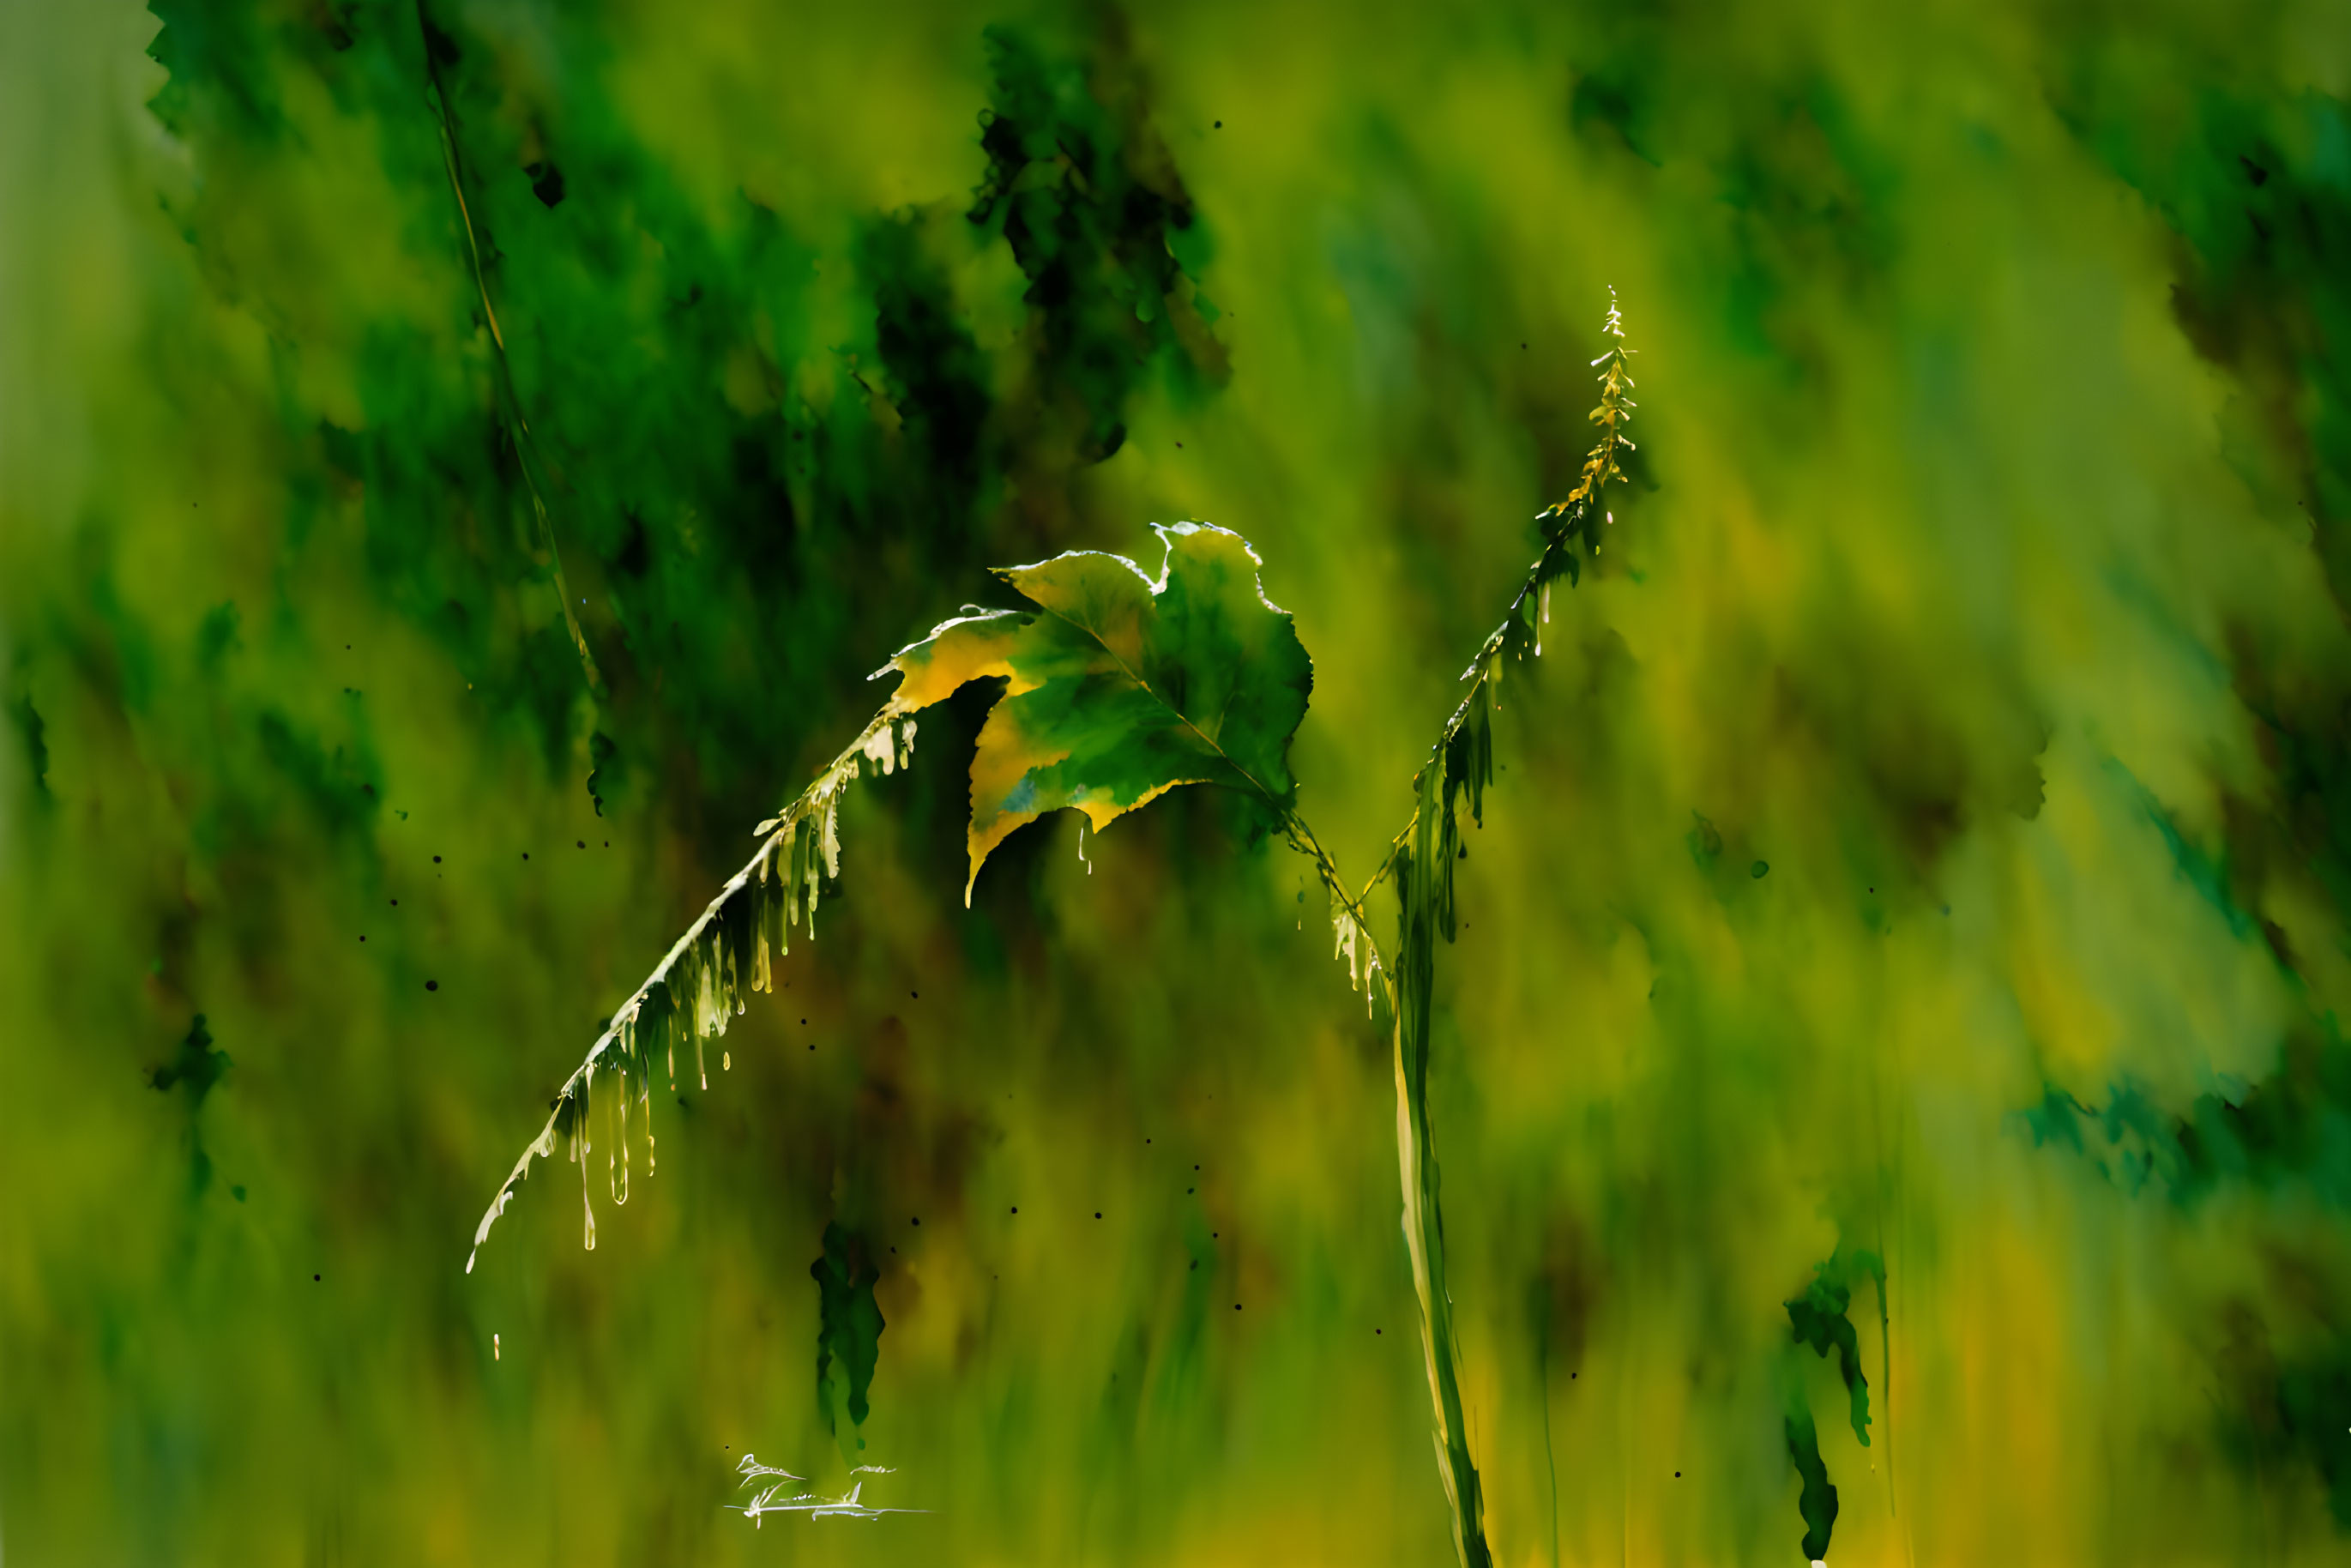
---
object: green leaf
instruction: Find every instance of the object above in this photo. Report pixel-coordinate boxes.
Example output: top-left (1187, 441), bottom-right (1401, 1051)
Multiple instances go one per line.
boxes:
top-left (878, 522), bottom-right (1313, 898)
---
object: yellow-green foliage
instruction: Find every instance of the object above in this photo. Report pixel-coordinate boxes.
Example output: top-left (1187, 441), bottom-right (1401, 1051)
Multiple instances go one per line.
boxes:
top-left (9, 1), bottom-right (2351, 1564)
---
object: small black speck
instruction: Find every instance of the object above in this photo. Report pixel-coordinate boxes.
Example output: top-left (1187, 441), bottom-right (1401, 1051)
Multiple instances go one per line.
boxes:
top-left (426, 980), bottom-right (438, 992)
top-left (433, 855), bottom-right (443, 864)
top-left (359, 936), bottom-right (366, 943)
top-left (1094, 1212), bottom-right (1102, 1219)
top-left (1214, 120), bottom-right (1222, 129)
top-left (345, 644), bottom-right (351, 649)
top-left (890, 1245), bottom-right (897, 1253)
top-left (911, 1216), bottom-right (920, 1227)
top-left (1187, 1188), bottom-right (1194, 1194)
top-left (521, 853), bottom-right (528, 860)
top-left (1674, 1471), bottom-right (1682, 1479)
top-left (1212, 1232), bottom-right (1219, 1239)
top-left (1145, 1138), bottom-right (1152, 1144)
top-left (1571, 1372), bottom-right (1577, 1379)
top-left (1194, 1164), bottom-right (1200, 1171)
top-left (1376, 1328), bottom-right (1382, 1334)
top-left (604, 841), bottom-right (610, 847)
top-left (911, 991), bottom-right (918, 999)
top-left (802, 1018), bottom-right (808, 1025)
top-left (807, 1043), bottom-right (814, 1051)
top-left (314, 1274), bottom-right (321, 1282)
top-left (1175, 441), bottom-right (1184, 449)
top-left (1010, 1206), bottom-right (1018, 1214)
top-left (389, 899), bottom-right (398, 907)
top-left (577, 841), bottom-right (586, 848)
top-left (1522, 341), bottom-right (1528, 348)
top-left (1233, 1304), bottom-right (1241, 1311)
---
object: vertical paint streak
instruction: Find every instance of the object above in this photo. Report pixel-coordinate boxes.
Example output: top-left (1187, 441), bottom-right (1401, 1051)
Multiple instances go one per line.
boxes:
top-left (1536, 1305), bottom-right (1561, 1568)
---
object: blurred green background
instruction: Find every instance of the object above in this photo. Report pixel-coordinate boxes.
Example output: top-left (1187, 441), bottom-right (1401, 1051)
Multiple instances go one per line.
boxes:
top-left (7, 0), bottom-right (2351, 1562)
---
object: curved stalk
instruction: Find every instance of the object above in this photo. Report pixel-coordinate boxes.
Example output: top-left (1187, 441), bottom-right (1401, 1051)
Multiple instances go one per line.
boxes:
top-left (1284, 292), bottom-right (1638, 1567)
top-left (416, 0), bottom-right (601, 694)
top-left (1281, 797), bottom-right (1488, 1567)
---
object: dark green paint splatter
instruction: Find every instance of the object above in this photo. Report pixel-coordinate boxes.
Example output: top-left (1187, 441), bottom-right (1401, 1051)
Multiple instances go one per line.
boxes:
top-left (811, 1221), bottom-right (885, 1452)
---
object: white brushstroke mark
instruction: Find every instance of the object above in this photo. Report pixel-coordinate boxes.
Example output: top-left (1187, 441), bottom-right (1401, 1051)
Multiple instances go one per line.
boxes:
top-left (732, 1455), bottom-right (928, 1527)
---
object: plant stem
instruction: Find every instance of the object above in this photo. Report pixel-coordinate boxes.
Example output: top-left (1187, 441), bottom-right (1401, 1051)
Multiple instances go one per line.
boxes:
top-left (1281, 294), bottom-right (1639, 1566)
top-left (1392, 812), bottom-right (1493, 1568)
top-left (1283, 805), bottom-right (1492, 1568)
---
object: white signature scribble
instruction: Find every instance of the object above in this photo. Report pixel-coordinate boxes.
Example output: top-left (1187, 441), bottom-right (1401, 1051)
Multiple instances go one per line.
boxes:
top-left (732, 1454), bottom-right (929, 1525)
